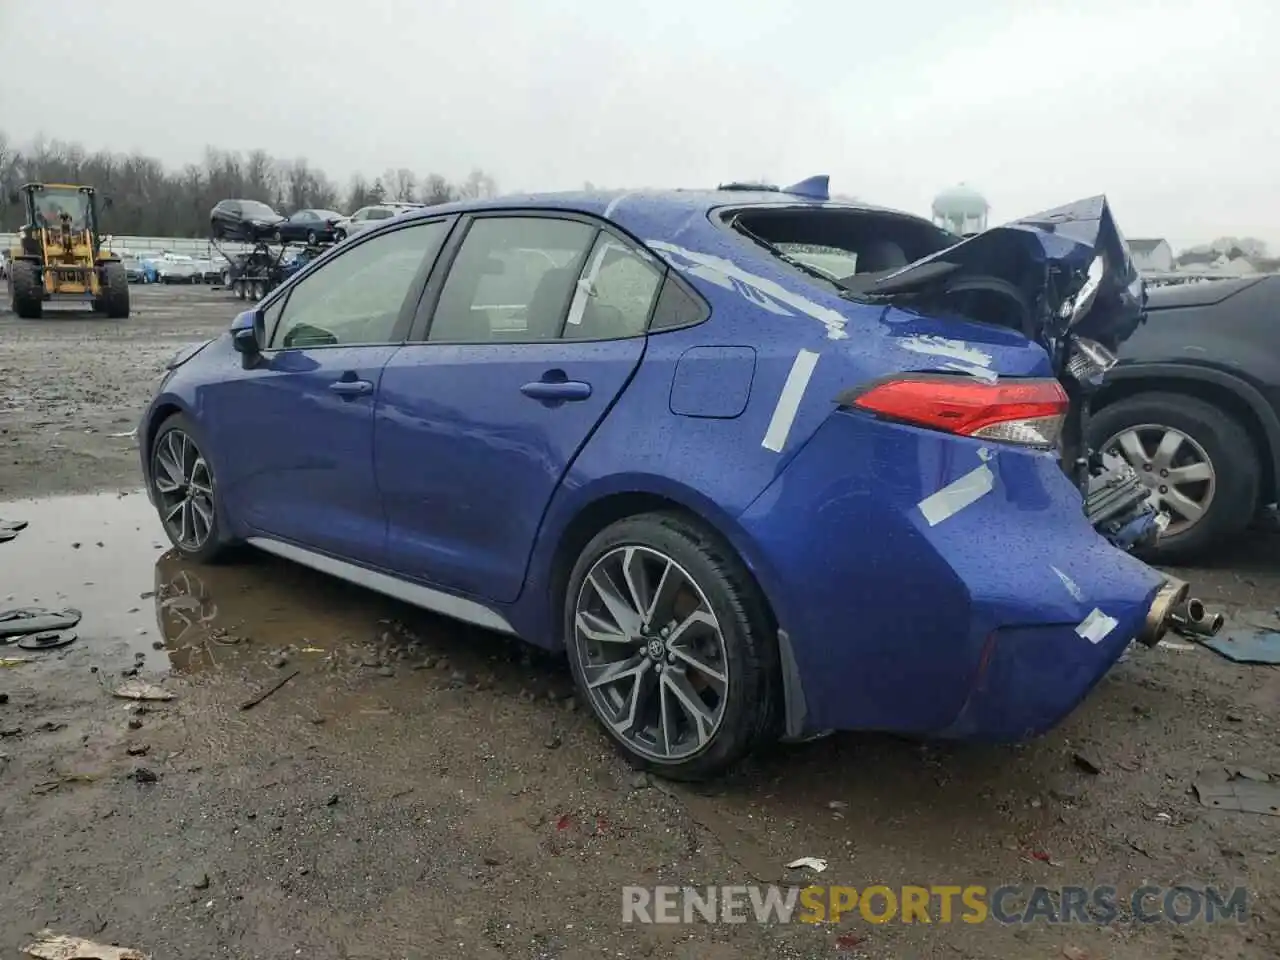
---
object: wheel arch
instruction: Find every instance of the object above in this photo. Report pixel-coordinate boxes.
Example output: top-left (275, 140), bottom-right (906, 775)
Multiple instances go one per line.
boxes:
top-left (140, 398), bottom-right (194, 476)
top-left (532, 476), bottom-right (809, 738)
top-left (1094, 364), bottom-right (1280, 505)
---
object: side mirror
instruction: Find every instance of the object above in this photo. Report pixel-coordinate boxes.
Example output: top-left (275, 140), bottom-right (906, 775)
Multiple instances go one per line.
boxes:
top-left (101, 196), bottom-right (114, 210)
top-left (231, 308), bottom-right (266, 355)
top-left (6, 190), bottom-right (18, 204)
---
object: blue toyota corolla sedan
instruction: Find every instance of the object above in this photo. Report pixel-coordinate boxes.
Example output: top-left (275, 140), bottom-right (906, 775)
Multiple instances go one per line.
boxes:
top-left (139, 177), bottom-right (1172, 780)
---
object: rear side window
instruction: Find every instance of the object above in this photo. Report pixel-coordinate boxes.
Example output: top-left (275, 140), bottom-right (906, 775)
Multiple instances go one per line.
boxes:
top-left (368, 209), bottom-right (393, 220)
top-left (427, 216), bottom-right (596, 342)
top-left (649, 274), bottom-right (709, 331)
top-left (562, 234), bottom-right (663, 341)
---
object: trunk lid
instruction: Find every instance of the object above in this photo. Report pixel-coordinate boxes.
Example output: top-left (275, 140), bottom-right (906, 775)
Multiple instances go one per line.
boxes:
top-left (852, 196), bottom-right (1147, 353)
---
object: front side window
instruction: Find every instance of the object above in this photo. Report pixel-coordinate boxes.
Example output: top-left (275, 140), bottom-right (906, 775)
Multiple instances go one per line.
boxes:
top-left (269, 221), bottom-right (450, 349)
top-left (562, 234), bottom-right (663, 340)
top-left (427, 216), bottom-right (596, 342)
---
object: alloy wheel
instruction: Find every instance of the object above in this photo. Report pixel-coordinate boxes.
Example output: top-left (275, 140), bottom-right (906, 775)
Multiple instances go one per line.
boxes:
top-left (1104, 423), bottom-right (1216, 537)
top-left (573, 545), bottom-right (729, 762)
top-left (152, 429), bottom-right (216, 551)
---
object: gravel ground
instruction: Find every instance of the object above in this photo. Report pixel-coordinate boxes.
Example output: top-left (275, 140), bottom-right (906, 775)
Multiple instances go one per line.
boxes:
top-left (2, 285), bottom-right (1279, 959)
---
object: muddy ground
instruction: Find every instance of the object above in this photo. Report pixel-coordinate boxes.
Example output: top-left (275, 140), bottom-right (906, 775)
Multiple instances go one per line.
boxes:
top-left (2, 285), bottom-right (1279, 960)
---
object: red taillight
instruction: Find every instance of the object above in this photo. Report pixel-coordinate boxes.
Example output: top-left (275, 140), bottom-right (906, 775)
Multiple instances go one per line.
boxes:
top-left (845, 374), bottom-right (1069, 448)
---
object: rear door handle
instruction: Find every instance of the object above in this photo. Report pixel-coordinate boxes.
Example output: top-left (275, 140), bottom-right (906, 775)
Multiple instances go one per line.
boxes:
top-left (329, 379), bottom-right (373, 397)
top-left (520, 380), bottom-right (592, 402)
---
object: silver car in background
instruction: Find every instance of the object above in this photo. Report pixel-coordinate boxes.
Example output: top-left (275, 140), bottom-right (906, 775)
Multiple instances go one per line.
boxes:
top-left (333, 202), bottom-right (425, 240)
top-left (155, 253), bottom-right (201, 284)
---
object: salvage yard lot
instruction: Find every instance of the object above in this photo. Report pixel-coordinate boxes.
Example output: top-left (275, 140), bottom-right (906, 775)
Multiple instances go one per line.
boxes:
top-left (1, 285), bottom-right (1279, 959)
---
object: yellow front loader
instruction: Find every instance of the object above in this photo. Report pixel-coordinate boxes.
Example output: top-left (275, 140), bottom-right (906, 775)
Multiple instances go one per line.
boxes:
top-left (5, 182), bottom-right (129, 319)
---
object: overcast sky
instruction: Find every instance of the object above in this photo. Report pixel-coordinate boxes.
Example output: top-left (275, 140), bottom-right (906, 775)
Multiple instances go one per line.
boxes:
top-left (2, 0), bottom-right (1276, 249)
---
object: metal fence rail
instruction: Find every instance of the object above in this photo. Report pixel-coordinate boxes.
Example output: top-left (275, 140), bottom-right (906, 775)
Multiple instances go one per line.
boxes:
top-left (0, 233), bottom-right (252, 257)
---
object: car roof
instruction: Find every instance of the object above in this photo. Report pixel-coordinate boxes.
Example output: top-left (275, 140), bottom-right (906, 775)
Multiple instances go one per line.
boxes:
top-left (389, 185), bottom-right (916, 237)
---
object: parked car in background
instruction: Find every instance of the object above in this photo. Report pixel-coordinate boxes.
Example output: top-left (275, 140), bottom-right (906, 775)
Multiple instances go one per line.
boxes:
top-left (1088, 275), bottom-right (1280, 563)
top-left (334, 203), bottom-right (418, 240)
top-left (194, 255), bottom-right (225, 284)
top-left (154, 253), bottom-right (201, 284)
top-left (206, 256), bottom-right (231, 285)
top-left (210, 199), bottom-right (285, 243)
top-left (138, 183), bottom-right (1173, 780)
top-left (136, 254), bottom-right (163, 284)
top-left (120, 254), bottom-right (146, 283)
top-left (274, 209), bottom-right (344, 246)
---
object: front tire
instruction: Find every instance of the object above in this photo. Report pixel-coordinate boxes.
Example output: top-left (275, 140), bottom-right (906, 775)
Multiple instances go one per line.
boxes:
top-left (101, 260), bottom-right (130, 318)
top-left (564, 512), bottom-right (780, 781)
top-left (148, 414), bottom-right (234, 564)
top-left (9, 260), bottom-right (43, 319)
top-left (1089, 392), bottom-right (1260, 563)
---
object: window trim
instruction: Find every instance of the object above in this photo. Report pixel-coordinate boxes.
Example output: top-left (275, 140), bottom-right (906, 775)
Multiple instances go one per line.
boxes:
top-left (261, 214), bottom-right (459, 352)
top-left (407, 209), bottom-right (680, 345)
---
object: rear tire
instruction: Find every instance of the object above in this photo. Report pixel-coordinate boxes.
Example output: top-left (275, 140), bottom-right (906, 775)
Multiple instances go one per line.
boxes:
top-left (564, 511), bottom-right (781, 781)
top-left (9, 260), bottom-right (42, 319)
top-left (1089, 392), bottom-right (1260, 563)
top-left (101, 260), bottom-right (130, 319)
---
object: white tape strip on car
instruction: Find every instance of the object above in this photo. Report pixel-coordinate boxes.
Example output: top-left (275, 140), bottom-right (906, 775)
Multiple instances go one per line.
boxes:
top-left (761, 349), bottom-right (820, 453)
top-left (1075, 608), bottom-right (1119, 644)
top-left (917, 448), bottom-right (994, 526)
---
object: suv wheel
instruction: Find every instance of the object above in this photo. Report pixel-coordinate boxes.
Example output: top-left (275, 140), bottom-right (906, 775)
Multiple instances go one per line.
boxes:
top-left (1089, 392), bottom-right (1260, 563)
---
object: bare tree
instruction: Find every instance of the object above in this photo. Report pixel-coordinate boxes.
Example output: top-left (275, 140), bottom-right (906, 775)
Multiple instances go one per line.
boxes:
top-left (458, 168), bottom-right (497, 200)
top-left (385, 168), bottom-right (417, 202)
top-left (0, 130), bottom-right (500, 236)
top-left (419, 173), bottom-right (454, 205)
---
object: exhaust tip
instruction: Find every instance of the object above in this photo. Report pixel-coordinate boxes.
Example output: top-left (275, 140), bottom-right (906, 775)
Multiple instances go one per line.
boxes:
top-left (1138, 577), bottom-right (1189, 647)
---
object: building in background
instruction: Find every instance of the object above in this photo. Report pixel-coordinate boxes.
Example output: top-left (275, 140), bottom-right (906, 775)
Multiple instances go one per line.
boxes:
top-left (1129, 238), bottom-right (1175, 274)
top-left (931, 184), bottom-right (989, 235)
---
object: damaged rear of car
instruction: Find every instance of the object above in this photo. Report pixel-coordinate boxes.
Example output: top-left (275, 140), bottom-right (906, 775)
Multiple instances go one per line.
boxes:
top-left (635, 179), bottom-right (1192, 746)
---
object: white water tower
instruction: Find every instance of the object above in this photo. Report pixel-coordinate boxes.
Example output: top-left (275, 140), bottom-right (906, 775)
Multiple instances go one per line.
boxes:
top-left (932, 184), bottom-right (989, 235)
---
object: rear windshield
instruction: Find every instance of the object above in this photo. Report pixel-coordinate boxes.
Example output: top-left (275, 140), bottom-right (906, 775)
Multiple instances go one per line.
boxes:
top-left (725, 206), bottom-right (958, 292)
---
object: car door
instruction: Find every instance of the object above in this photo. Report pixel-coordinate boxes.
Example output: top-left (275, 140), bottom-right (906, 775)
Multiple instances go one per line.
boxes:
top-left (204, 217), bottom-right (455, 566)
top-left (374, 213), bottom-right (663, 602)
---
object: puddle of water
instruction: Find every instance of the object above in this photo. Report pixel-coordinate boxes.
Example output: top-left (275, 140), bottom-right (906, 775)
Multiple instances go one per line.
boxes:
top-left (2, 491), bottom-right (167, 669)
top-left (0, 492), bottom-right (403, 675)
top-left (0, 491), bottom-right (518, 682)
